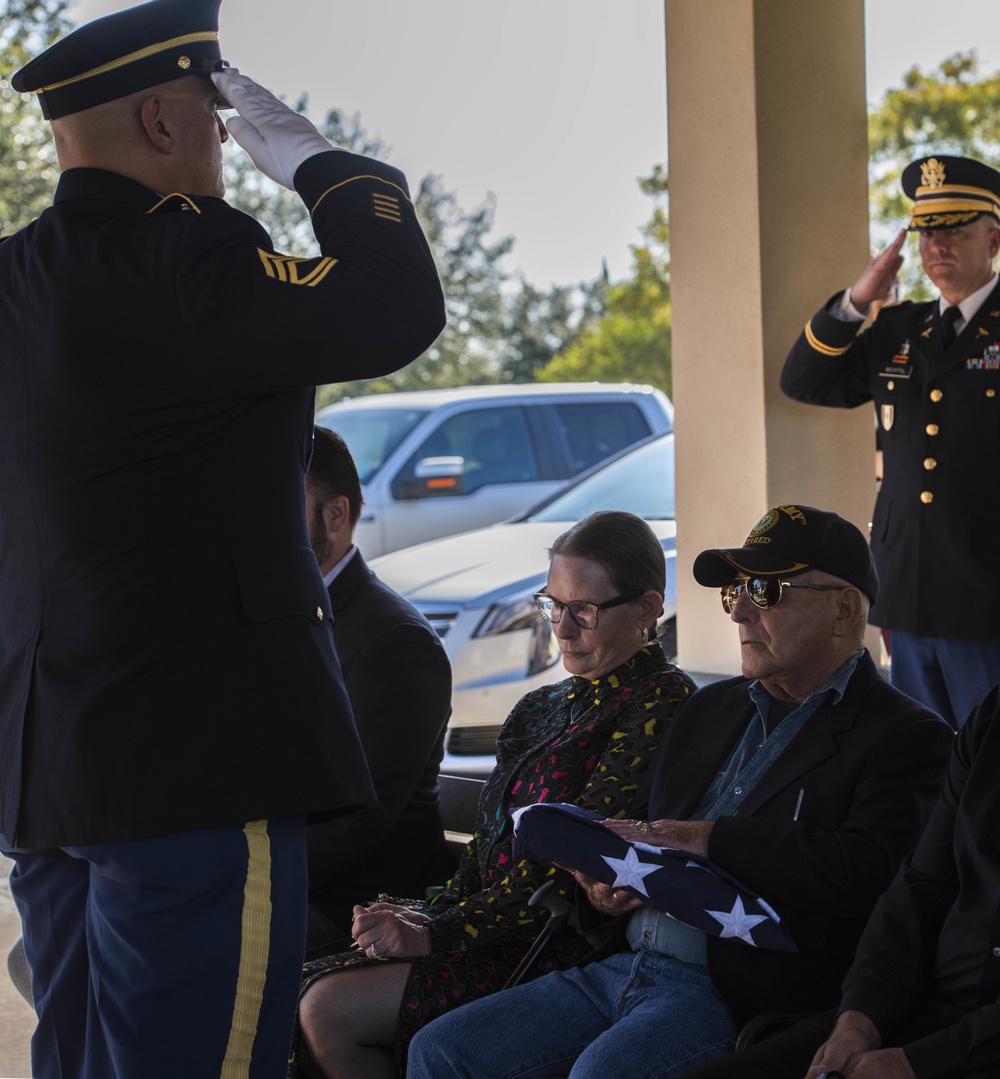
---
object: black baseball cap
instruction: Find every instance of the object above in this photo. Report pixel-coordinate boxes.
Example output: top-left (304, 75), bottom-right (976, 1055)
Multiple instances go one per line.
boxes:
top-left (12, 0), bottom-right (226, 120)
top-left (693, 504), bottom-right (878, 604)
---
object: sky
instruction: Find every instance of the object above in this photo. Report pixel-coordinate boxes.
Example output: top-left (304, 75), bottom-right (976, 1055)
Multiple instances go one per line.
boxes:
top-left (68, 0), bottom-right (996, 290)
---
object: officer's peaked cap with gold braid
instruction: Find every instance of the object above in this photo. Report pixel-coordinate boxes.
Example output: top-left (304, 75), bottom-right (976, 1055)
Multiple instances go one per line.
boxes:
top-left (902, 154), bottom-right (1000, 231)
top-left (12, 0), bottom-right (225, 120)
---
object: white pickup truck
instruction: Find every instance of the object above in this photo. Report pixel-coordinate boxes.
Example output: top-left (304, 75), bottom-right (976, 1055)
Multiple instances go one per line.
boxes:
top-left (316, 382), bottom-right (673, 557)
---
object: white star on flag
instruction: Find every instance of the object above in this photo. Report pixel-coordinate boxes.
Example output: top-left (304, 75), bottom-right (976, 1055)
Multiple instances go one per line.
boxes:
top-left (601, 847), bottom-right (661, 897)
top-left (705, 895), bottom-right (769, 946)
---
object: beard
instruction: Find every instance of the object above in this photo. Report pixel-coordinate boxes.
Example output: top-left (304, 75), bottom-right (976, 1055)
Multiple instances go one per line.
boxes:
top-left (308, 498), bottom-right (333, 567)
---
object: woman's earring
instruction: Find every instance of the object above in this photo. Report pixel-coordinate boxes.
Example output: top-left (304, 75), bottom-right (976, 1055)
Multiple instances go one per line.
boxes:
top-left (641, 626), bottom-right (650, 645)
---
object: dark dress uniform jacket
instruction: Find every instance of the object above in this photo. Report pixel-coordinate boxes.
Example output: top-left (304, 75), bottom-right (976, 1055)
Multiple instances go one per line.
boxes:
top-left (306, 550), bottom-right (455, 929)
top-left (781, 282), bottom-right (1000, 638)
top-left (0, 151), bottom-right (445, 848)
top-left (640, 652), bottom-right (952, 1027)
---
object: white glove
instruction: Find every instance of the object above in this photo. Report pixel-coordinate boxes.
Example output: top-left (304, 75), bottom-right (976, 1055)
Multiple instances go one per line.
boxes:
top-left (212, 69), bottom-right (336, 190)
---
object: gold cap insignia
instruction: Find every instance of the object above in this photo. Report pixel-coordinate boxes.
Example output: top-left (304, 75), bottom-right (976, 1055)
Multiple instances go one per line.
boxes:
top-left (177, 55), bottom-right (191, 69)
top-left (921, 158), bottom-right (947, 189)
top-left (746, 509), bottom-right (780, 543)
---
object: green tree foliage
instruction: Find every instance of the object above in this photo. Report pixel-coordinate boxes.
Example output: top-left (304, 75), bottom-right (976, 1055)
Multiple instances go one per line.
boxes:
top-left (0, 1), bottom-right (67, 233)
top-left (868, 51), bottom-right (1000, 298)
top-left (538, 163), bottom-right (671, 396)
top-left (223, 101), bottom-right (388, 256)
top-left (500, 276), bottom-right (599, 384)
top-left (223, 100), bottom-right (527, 405)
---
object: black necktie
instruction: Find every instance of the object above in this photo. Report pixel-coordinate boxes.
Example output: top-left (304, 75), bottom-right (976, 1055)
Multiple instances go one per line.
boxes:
top-left (941, 305), bottom-right (962, 348)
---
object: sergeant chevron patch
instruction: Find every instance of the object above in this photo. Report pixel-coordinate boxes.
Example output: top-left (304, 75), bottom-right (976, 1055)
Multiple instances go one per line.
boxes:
top-left (256, 250), bottom-right (337, 286)
top-left (372, 192), bottom-right (402, 222)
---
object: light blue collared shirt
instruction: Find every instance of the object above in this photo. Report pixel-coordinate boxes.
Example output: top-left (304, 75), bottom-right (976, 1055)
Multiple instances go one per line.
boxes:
top-left (627, 650), bottom-right (865, 964)
top-left (321, 544), bottom-right (357, 589)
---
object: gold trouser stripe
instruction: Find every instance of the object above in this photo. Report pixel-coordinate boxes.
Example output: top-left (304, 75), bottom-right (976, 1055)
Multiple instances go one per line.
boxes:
top-left (804, 320), bottom-right (852, 357)
top-left (220, 820), bottom-right (272, 1079)
top-left (39, 32), bottom-right (219, 92)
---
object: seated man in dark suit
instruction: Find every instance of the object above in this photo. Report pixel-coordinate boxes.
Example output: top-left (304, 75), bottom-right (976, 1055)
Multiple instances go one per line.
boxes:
top-left (406, 504), bottom-right (953, 1079)
top-left (304, 426), bottom-right (455, 956)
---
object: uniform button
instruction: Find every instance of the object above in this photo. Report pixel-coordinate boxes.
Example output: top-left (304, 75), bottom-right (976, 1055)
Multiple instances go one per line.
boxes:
top-left (926, 424), bottom-right (939, 436)
top-left (644, 930), bottom-right (652, 941)
top-left (989, 389), bottom-right (997, 398)
top-left (316, 607), bottom-right (324, 620)
top-left (929, 388), bottom-right (943, 402)
top-left (923, 458), bottom-right (937, 470)
top-left (734, 786), bottom-right (743, 796)
top-left (994, 947), bottom-right (1000, 957)
top-left (921, 491), bottom-right (934, 504)
top-left (887, 380), bottom-right (895, 390)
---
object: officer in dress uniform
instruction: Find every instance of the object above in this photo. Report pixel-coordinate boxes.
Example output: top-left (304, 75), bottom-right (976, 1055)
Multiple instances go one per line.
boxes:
top-left (0, 2), bottom-right (444, 1077)
top-left (782, 155), bottom-right (1000, 730)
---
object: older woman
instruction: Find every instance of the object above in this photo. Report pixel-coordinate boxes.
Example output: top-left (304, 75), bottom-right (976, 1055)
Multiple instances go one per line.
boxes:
top-left (294, 510), bottom-right (696, 1078)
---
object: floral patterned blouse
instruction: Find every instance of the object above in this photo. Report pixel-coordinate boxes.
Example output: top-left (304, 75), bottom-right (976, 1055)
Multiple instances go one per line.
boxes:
top-left (423, 643), bottom-right (696, 953)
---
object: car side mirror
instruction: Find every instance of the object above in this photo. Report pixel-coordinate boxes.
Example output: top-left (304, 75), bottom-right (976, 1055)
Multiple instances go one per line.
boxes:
top-left (397, 456), bottom-right (466, 499)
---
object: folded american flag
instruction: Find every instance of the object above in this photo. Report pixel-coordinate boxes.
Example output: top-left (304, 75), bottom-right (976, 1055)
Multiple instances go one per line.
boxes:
top-left (511, 802), bottom-right (796, 952)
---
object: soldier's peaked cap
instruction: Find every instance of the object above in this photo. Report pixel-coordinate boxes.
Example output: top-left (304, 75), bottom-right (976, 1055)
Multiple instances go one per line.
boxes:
top-left (902, 155), bottom-right (1000, 231)
top-left (12, 0), bottom-right (225, 120)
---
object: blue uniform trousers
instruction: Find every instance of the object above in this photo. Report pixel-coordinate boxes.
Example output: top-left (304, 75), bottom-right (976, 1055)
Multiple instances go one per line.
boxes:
top-left (3, 817), bottom-right (306, 1079)
top-left (890, 632), bottom-right (1000, 729)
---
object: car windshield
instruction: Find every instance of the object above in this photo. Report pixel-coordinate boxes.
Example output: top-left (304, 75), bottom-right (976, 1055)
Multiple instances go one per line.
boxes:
top-left (316, 407), bottom-right (429, 484)
top-left (529, 435), bottom-right (674, 522)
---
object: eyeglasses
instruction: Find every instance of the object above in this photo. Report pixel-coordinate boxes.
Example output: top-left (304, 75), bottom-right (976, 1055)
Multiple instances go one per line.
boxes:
top-left (533, 591), bottom-right (642, 630)
top-left (720, 578), bottom-right (845, 614)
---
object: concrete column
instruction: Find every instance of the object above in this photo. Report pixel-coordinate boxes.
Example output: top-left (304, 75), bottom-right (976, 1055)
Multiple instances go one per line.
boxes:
top-left (665, 0), bottom-right (877, 674)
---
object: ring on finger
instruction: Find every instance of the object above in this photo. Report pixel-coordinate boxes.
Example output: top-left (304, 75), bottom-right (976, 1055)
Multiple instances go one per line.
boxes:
top-left (634, 821), bottom-right (652, 834)
top-left (369, 943), bottom-right (381, 958)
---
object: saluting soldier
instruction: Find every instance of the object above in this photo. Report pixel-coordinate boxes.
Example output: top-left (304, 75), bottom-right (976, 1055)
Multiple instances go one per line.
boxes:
top-left (782, 155), bottom-right (1000, 731)
top-left (0, 0), bottom-right (444, 1077)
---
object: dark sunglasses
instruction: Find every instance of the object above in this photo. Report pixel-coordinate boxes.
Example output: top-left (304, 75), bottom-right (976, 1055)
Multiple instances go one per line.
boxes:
top-left (720, 578), bottom-right (845, 614)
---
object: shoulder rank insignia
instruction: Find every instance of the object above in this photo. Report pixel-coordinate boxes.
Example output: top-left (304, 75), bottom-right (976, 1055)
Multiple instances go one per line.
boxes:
top-left (257, 249), bottom-right (338, 287)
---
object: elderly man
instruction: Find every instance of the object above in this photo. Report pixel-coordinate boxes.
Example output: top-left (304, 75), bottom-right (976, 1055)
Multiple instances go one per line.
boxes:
top-left (782, 155), bottom-right (1000, 729)
top-left (673, 679), bottom-right (1000, 1079)
top-left (304, 427), bottom-right (455, 956)
top-left (405, 504), bottom-right (952, 1079)
top-left (0, 1), bottom-right (443, 1077)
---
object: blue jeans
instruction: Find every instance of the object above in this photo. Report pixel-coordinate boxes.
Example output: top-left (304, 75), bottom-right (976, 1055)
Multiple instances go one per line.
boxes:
top-left (405, 950), bottom-right (738, 1079)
